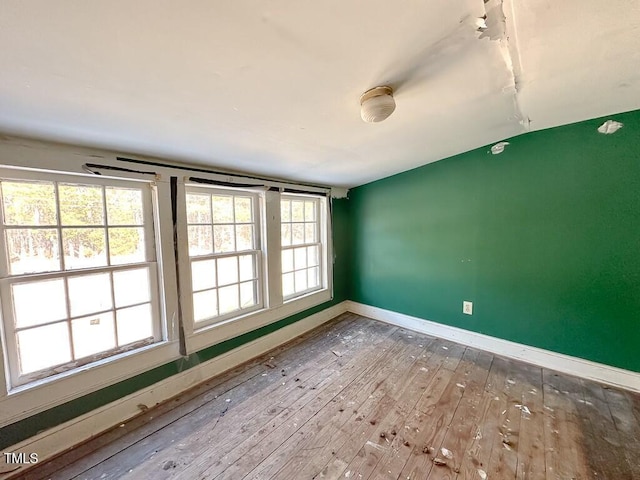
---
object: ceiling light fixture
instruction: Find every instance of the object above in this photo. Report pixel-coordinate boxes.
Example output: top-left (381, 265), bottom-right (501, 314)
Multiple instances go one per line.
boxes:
top-left (360, 86), bottom-right (395, 123)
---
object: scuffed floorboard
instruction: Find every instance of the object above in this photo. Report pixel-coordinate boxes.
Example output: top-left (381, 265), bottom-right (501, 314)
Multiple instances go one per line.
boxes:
top-left (14, 313), bottom-right (640, 479)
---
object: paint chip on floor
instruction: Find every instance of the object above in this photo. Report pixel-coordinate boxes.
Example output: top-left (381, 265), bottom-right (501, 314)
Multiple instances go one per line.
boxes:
top-left (478, 468), bottom-right (488, 479)
top-left (441, 447), bottom-right (453, 458)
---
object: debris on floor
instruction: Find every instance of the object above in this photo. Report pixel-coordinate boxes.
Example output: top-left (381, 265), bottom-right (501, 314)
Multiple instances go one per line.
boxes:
top-left (433, 457), bottom-right (447, 466)
top-left (478, 468), bottom-right (488, 479)
top-left (332, 350), bottom-right (343, 357)
top-left (265, 362), bottom-right (276, 369)
top-left (441, 447), bottom-right (454, 459)
top-left (515, 404), bottom-right (531, 415)
top-left (162, 460), bottom-right (176, 470)
top-left (137, 403), bottom-right (149, 412)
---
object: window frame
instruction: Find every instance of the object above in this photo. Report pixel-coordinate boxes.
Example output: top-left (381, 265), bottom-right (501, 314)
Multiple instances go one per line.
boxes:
top-left (179, 186), bottom-right (333, 354)
top-left (280, 193), bottom-right (326, 301)
top-left (183, 184), bottom-right (265, 328)
top-left (0, 138), bottom-right (334, 428)
top-left (0, 169), bottom-right (165, 388)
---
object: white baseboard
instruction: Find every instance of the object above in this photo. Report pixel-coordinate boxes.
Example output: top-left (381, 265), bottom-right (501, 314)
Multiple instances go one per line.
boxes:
top-left (1, 301), bottom-right (348, 477)
top-left (345, 301), bottom-right (640, 393)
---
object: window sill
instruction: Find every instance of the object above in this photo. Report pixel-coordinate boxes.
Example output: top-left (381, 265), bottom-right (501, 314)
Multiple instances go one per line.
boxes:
top-left (0, 339), bottom-right (181, 428)
top-left (187, 288), bottom-right (332, 353)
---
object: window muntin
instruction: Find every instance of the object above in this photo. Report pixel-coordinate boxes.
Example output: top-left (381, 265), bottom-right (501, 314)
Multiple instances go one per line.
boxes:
top-left (186, 188), bottom-right (262, 324)
top-left (0, 174), bottom-right (161, 386)
top-left (281, 195), bottom-right (323, 299)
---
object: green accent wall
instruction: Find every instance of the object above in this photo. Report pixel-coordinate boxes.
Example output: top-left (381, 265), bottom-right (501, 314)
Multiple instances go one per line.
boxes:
top-left (0, 199), bottom-right (351, 450)
top-left (350, 109), bottom-right (640, 373)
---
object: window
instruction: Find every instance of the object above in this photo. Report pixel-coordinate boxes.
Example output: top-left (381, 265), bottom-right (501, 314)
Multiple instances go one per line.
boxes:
top-left (0, 172), bottom-right (161, 386)
top-left (186, 187), bottom-right (262, 325)
top-left (281, 195), bottom-right (323, 299)
top-left (0, 143), bottom-right (332, 410)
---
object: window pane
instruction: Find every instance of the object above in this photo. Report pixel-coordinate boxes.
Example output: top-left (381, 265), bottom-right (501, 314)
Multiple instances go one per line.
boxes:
top-left (6, 229), bottom-right (60, 274)
top-left (1, 181), bottom-right (57, 225)
top-left (191, 259), bottom-right (216, 291)
top-left (282, 249), bottom-right (293, 273)
top-left (282, 272), bottom-right (294, 297)
top-left (281, 224), bottom-right (291, 247)
top-left (239, 254), bottom-right (254, 281)
top-left (116, 304), bottom-right (153, 345)
top-left (72, 312), bottom-right (116, 359)
top-left (106, 188), bottom-right (143, 226)
top-left (217, 256), bottom-right (238, 285)
top-left (59, 184), bottom-right (104, 226)
top-left (219, 284), bottom-right (239, 315)
top-left (234, 197), bottom-right (252, 223)
top-left (17, 323), bottom-right (71, 374)
top-left (280, 200), bottom-right (290, 222)
top-left (236, 225), bottom-right (253, 251)
top-left (214, 225), bottom-right (235, 253)
top-left (188, 225), bottom-right (213, 256)
top-left (193, 290), bottom-right (217, 322)
top-left (240, 281), bottom-right (256, 308)
top-left (295, 269), bottom-right (308, 292)
top-left (186, 193), bottom-right (211, 224)
top-left (212, 195), bottom-right (233, 223)
top-left (114, 268), bottom-right (150, 307)
top-left (68, 273), bottom-right (112, 317)
top-left (305, 201), bottom-right (316, 221)
top-left (308, 267), bottom-right (320, 288)
top-left (292, 224), bottom-right (305, 245)
top-left (12, 279), bottom-right (66, 328)
top-left (63, 228), bottom-right (107, 269)
top-left (307, 246), bottom-right (319, 266)
top-left (305, 223), bottom-right (316, 243)
top-left (291, 201), bottom-right (304, 221)
top-left (109, 227), bottom-right (146, 265)
top-left (294, 247), bottom-right (307, 269)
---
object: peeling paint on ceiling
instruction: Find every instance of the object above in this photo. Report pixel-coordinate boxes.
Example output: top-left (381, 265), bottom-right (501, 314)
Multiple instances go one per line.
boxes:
top-left (0, 0), bottom-right (638, 187)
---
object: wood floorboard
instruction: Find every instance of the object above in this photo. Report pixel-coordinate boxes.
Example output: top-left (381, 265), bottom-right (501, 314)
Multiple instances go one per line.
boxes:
top-left (12, 314), bottom-right (640, 480)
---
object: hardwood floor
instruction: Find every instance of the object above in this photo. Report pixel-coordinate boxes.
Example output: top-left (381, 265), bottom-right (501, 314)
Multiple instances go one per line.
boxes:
top-left (15, 313), bottom-right (640, 479)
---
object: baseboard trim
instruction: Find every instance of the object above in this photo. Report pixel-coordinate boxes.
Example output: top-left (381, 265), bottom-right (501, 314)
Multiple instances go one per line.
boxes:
top-left (1, 301), bottom-right (348, 477)
top-left (345, 301), bottom-right (640, 393)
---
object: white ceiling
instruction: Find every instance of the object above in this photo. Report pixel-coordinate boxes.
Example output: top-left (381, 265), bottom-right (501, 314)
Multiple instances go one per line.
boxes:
top-left (1, 1), bottom-right (639, 188)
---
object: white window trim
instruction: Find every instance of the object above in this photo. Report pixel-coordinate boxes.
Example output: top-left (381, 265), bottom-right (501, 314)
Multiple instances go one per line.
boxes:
top-left (0, 137), bottom-right (334, 427)
top-left (0, 155), bottom-right (181, 426)
top-left (181, 184), bottom-right (265, 329)
top-left (281, 193), bottom-right (327, 301)
top-left (0, 170), bottom-right (166, 388)
top-left (179, 186), bottom-right (333, 354)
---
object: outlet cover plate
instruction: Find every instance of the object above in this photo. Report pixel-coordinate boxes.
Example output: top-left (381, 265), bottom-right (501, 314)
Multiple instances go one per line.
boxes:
top-left (463, 301), bottom-right (473, 315)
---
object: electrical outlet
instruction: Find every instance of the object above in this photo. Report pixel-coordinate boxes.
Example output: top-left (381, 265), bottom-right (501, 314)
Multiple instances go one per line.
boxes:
top-left (463, 301), bottom-right (473, 315)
